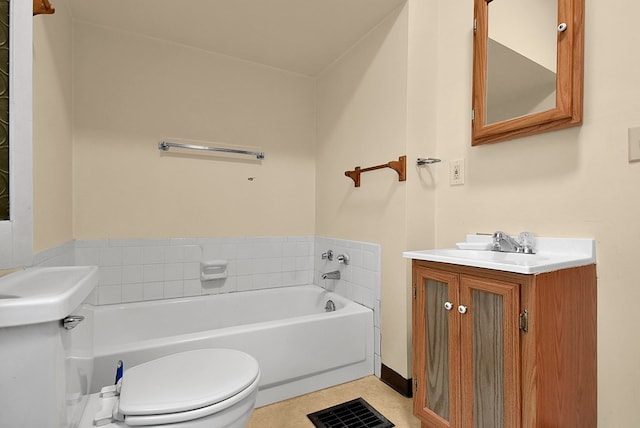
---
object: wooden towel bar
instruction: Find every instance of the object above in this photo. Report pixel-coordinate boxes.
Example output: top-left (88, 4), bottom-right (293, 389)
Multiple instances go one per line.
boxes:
top-left (345, 155), bottom-right (406, 188)
top-left (33, 0), bottom-right (55, 15)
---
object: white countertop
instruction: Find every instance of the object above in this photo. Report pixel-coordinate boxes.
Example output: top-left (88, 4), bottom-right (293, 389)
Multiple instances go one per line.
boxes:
top-left (403, 236), bottom-right (596, 274)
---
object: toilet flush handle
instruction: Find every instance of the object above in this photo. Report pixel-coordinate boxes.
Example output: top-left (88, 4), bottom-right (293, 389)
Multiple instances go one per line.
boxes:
top-left (62, 315), bottom-right (85, 330)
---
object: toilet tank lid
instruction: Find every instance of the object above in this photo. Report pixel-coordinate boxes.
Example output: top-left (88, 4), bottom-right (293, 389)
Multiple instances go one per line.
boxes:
top-left (118, 349), bottom-right (260, 416)
top-left (0, 266), bottom-right (98, 327)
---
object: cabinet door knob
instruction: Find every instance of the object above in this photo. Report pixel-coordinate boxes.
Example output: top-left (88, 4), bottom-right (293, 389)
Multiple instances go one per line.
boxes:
top-left (457, 305), bottom-right (468, 314)
top-left (444, 301), bottom-right (454, 311)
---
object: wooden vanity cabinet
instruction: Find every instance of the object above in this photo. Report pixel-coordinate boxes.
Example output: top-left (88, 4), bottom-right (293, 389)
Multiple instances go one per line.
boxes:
top-left (411, 260), bottom-right (596, 428)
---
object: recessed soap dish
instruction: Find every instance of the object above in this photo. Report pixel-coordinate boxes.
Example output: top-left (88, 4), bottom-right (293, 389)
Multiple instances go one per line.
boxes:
top-left (456, 242), bottom-right (492, 250)
top-left (200, 260), bottom-right (228, 281)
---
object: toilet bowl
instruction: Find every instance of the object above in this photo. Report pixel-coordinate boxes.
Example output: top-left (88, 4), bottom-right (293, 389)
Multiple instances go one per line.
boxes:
top-left (80, 348), bottom-right (261, 428)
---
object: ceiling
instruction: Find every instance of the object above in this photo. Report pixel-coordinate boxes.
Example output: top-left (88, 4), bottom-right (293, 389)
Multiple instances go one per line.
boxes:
top-left (67, 0), bottom-right (407, 76)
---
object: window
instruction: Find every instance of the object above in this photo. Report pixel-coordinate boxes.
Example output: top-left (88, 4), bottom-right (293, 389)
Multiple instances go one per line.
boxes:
top-left (0, 0), bottom-right (8, 221)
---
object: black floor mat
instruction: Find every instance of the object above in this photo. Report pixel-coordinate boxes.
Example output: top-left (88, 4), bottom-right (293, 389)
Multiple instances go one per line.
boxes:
top-left (307, 397), bottom-right (395, 428)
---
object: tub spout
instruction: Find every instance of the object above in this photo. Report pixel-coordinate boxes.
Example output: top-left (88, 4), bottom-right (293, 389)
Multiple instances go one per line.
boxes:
top-left (321, 270), bottom-right (340, 280)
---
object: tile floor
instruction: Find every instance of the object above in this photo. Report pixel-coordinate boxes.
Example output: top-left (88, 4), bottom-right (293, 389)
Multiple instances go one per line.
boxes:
top-left (247, 376), bottom-right (422, 428)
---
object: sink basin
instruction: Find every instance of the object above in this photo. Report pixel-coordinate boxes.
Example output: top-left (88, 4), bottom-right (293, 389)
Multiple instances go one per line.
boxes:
top-left (403, 237), bottom-right (595, 274)
top-left (0, 266), bottom-right (98, 327)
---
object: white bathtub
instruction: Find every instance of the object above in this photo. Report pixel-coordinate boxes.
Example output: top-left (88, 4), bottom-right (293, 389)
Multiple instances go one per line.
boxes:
top-left (81, 284), bottom-right (374, 407)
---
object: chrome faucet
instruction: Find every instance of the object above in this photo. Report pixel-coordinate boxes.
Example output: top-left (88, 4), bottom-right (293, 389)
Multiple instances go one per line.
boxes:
top-left (492, 231), bottom-right (535, 254)
top-left (321, 270), bottom-right (340, 280)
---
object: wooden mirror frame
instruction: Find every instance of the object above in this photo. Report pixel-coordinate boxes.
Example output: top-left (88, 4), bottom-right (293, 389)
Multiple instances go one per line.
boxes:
top-left (471, 0), bottom-right (584, 146)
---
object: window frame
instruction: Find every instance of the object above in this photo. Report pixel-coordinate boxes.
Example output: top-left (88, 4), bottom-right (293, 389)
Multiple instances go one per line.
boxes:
top-left (0, 0), bottom-right (32, 269)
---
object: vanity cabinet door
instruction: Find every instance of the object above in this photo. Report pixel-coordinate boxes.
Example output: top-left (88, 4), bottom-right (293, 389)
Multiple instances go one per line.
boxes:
top-left (413, 267), bottom-right (461, 428)
top-left (459, 275), bottom-right (521, 428)
top-left (413, 267), bottom-right (522, 428)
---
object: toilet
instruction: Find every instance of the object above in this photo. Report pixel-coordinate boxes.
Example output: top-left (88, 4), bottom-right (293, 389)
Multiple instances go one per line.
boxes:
top-left (81, 349), bottom-right (261, 428)
top-left (0, 266), bottom-right (260, 428)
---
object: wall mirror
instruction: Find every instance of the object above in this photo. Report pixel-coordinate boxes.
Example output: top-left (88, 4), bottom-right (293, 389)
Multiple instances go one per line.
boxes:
top-left (471, 0), bottom-right (584, 145)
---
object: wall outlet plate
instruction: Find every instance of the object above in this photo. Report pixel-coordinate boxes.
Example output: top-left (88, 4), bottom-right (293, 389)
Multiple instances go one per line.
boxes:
top-left (629, 127), bottom-right (640, 162)
top-left (450, 159), bottom-right (465, 185)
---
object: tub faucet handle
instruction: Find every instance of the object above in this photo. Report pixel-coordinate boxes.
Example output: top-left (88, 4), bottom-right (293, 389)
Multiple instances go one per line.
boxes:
top-left (337, 254), bottom-right (350, 265)
top-left (321, 250), bottom-right (334, 261)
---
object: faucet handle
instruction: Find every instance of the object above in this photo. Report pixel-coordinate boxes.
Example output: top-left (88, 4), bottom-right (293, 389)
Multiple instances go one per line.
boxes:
top-left (518, 232), bottom-right (535, 254)
top-left (321, 250), bottom-right (334, 261)
top-left (337, 254), bottom-right (350, 265)
top-left (491, 231), bottom-right (505, 250)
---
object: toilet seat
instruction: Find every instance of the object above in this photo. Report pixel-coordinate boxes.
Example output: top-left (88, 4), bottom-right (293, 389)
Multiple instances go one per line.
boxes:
top-left (112, 349), bottom-right (260, 426)
top-left (122, 374), bottom-right (260, 426)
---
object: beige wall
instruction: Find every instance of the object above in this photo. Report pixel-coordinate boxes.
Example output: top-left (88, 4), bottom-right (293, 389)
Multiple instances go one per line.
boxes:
top-left (32, 0), bottom-right (74, 252)
top-left (316, 6), bottom-right (411, 377)
top-left (30, 0), bottom-right (640, 424)
top-left (404, 0), bottom-right (439, 377)
top-left (72, 22), bottom-right (316, 239)
top-left (422, 0), bottom-right (640, 426)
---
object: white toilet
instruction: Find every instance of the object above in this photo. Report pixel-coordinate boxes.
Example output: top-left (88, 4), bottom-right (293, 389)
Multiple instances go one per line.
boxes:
top-left (82, 349), bottom-right (260, 428)
top-left (0, 267), bottom-right (260, 428)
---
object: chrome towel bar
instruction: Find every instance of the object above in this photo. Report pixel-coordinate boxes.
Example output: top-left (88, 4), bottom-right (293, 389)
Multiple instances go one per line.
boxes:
top-left (416, 157), bottom-right (441, 165)
top-left (158, 141), bottom-right (265, 160)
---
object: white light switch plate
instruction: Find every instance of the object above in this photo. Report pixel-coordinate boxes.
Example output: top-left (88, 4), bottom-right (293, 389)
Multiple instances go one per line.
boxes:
top-left (450, 159), bottom-right (465, 185)
top-left (629, 127), bottom-right (640, 162)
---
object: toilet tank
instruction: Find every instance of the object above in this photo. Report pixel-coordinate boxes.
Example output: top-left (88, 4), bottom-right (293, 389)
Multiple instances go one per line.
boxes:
top-left (0, 266), bottom-right (98, 428)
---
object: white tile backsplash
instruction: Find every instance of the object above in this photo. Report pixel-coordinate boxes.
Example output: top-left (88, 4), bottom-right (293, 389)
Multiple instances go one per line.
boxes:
top-left (122, 247), bottom-right (143, 265)
top-left (99, 266), bottom-right (122, 286)
top-left (36, 235), bottom-right (379, 307)
top-left (164, 246), bottom-right (184, 263)
top-left (183, 279), bottom-right (202, 297)
top-left (143, 281), bottom-right (164, 300)
top-left (143, 264), bottom-right (164, 282)
top-left (183, 245), bottom-right (202, 262)
top-left (98, 247), bottom-right (122, 266)
top-left (75, 247), bottom-right (99, 266)
top-left (122, 265), bottom-right (143, 283)
top-left (163, 280), bottom-right (184, 299)
top-left (98, 284), bottom-right (121, 305)
top-left (183, 262), bottom-right (200, 280)
top-left (143, 246), bottom-right (165, 264)
top-left (164, 263), bottom-right (184, 281)
top-left (75, 239), bottom-right (107, 248)
top-left (122, 283), bottom-right (144, 303)
top-left (46, 236), bottom-right (315, 303)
